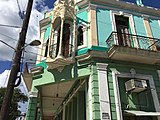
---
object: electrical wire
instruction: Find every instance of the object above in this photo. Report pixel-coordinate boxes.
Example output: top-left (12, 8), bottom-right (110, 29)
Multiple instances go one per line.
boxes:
top-left (0, 39), bottom-right (16, 50)
top-left (24, 50), bottom-right (50, 58)
top-left (0, 24), bottom-right (21, 28)
top-left (0, 32), bottom-right (18, 41)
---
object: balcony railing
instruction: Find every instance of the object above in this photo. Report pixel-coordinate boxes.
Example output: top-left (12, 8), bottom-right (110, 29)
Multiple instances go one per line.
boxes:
top-left (49, 43), bottom-right (74, 59)
top-left (106, 32), bottom-right (160, 51)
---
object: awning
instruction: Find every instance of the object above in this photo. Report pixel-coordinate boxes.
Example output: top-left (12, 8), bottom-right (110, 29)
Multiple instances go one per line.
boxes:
top-left (124, 110), bottom-right (160, 116)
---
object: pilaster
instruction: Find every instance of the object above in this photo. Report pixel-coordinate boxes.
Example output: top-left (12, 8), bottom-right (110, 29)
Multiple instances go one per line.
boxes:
top-left (143, 16), bottom-right (157, 51)
top-left (97, 63), bottom-right (111, 120)
top-left (26, 92), bottom-right (38, 120)
top-left (90, 64), bottom-right (101, 120)
top-left (88, 5), bottom-right (98, 47)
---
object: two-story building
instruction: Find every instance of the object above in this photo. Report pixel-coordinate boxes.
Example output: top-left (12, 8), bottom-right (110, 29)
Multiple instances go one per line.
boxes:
top-left (24, 0), bottom-right (160, 120)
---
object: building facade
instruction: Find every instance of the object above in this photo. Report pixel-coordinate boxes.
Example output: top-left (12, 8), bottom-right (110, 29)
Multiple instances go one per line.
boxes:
top-left (24, 0), bottom-right (160, 120)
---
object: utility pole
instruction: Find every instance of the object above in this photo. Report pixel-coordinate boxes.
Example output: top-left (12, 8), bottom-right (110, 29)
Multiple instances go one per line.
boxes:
top-left (0, 0), bottom-right (34, 120)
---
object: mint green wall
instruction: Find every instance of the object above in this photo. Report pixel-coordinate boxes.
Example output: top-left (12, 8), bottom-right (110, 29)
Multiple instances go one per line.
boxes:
top-left (96, 8), bottom-right (112, 47)
top-left (26, 97), bottom-right (38, 120)
top-left (76, 10), bottom-right (88, 24)
top-left (149, 19), bottom-right (160, 39)
top-left (44, 26), bottom-right (51, 42)
top-left (32, 62), bottom-right (91, 88)
top-left (133, 15), bottom-right (149, 49)
top-left (107, 69), bottom-right (117, 120)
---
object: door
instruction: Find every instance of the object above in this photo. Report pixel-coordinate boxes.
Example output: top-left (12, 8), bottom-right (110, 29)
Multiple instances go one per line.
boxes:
top-left (115, 15), bottom-right (131, 47)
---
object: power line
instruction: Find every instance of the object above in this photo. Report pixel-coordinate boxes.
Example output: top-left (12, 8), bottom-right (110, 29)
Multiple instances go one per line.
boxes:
top-left (16, 0), bottom-right (25, 20)
top-left (0, 39), bottom-right (16, 50)
top-left (0, 32), bottom-right (18, 41)
top-left (24, 50), bottom-right (49, 58)
top-left (0, 24), bottom-right (21, 28)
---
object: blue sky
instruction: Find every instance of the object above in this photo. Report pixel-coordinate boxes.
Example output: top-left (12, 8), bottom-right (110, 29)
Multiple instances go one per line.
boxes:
top-left (123, 0), bottom-right (160, 8)
top-left (44, 0), bottom-right (160, 9)
top-left (0, 61), bottom-right (11, 74)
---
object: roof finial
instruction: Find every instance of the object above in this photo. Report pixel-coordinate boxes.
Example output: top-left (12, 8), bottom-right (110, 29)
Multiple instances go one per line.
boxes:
top-left (136, 0), bottom-right (144, 6)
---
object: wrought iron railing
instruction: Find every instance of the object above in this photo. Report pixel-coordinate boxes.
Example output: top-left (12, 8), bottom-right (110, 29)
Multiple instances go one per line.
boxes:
top-left (49, 43), bottom-right (74, 59)
top-left (106, 32), bottom-right (160, 50)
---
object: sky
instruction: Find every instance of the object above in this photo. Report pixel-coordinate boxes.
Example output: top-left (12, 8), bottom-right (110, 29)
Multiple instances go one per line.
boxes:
top-left (123, 0), bottom-right (160, 8)
top-left (0, 0), bottom-right (160, 113)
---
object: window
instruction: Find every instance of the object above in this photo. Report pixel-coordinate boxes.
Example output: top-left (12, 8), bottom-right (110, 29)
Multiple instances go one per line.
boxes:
top-left (77, 26), bottom-right (84, 46)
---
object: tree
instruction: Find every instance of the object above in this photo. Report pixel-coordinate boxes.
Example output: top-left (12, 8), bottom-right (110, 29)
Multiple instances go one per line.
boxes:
top-left (0, 87), bottom-right (28, 120)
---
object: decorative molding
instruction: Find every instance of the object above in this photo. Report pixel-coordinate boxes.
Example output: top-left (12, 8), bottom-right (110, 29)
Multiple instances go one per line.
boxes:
top-left (76, 0), bottom-right (160, 18)
top-left (40, 17), bottom-right (51, 28)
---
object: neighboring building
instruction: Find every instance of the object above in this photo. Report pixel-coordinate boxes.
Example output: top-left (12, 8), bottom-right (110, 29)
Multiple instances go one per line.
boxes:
top-left (23, 0), bottom-right (160, 120)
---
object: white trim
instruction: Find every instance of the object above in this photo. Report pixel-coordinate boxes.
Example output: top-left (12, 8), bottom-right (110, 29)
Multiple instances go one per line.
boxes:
top-left (111, 68), bottom-right (160, 120)
top-left (111, 68), bottom-right (123, 120)
top-left (88, 75), bottom-right (93, 120)
top-left (97, 63), bottom-right (111, 120)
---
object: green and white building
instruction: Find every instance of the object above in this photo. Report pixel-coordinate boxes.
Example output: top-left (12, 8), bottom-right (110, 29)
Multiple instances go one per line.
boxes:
top-left (24, 0), bottom-right (160, 120)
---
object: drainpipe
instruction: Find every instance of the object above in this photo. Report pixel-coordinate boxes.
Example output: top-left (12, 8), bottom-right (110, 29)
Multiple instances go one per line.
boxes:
top-left (136, 0), bottom-right (144, 6)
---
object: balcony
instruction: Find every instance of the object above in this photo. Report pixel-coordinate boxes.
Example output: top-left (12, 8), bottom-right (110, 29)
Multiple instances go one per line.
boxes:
top-left (46, 43), bottom-right (74, 70)
top-left (106, 32), bottom-right (160, 64)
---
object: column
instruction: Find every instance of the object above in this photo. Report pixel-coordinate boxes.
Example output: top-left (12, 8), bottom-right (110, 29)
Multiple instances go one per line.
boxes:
top-left (26, 92), bottom-right (38, 120)
top-left (143, 16), bottom-right (157, 51)
top-left (88, 5), bottom-right (98, 47)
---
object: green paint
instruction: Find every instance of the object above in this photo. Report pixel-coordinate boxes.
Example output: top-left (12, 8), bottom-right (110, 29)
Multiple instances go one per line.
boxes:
top-left (76, 10), bottom-right (88, 25)
top-left (149, 19), bottom-right (160, 39)
top-left (77, 46), bottom-right (108, 55)
top-left (44, 26), bottom-right (51, 41)
top-left (133, 15), bottom-right (149, 49)
top-left (26, 97), bottom-right (38, 120)
top-left (91, 64), bottom-right (101, 120)
top-left (96, 8), bottom-right (112, 47)
top-left (36, 60), bottom-right (47, 69)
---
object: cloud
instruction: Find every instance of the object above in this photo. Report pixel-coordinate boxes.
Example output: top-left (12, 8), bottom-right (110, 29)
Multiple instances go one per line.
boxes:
top-left (0, 70), bottom-right (10, 87)
top-left (0, 0), bottom-right (49, 61)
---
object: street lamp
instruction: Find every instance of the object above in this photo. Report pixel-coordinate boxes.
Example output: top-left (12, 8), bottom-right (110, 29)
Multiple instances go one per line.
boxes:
top-left (0, 1), bottom-right (35, 119)
top-left (22, 39), bottom-right (41, 49)
top-left (0, 39), bottom-right (41, 120)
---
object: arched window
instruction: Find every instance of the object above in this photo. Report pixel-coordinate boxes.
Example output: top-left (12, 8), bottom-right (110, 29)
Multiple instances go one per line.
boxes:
top-left (77, 26), bottom-right (84, 46)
